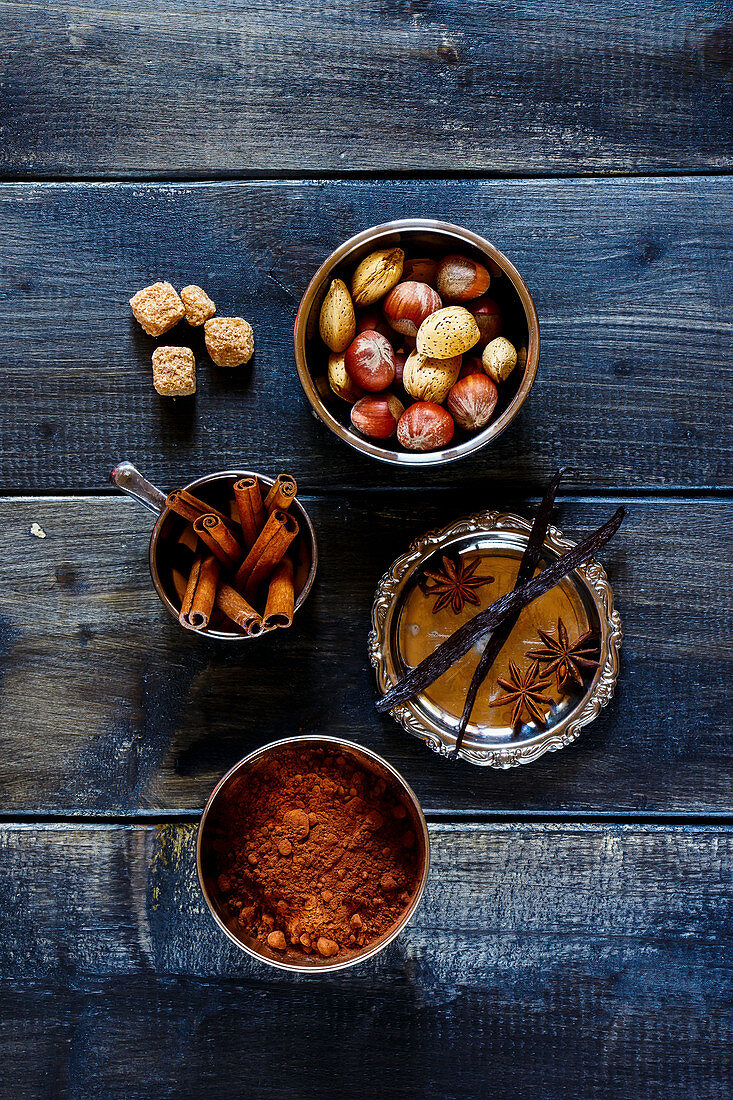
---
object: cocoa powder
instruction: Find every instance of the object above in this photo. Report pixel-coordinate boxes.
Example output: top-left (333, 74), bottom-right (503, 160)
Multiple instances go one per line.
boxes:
top-left (209, 746), bottom-right (421, 961)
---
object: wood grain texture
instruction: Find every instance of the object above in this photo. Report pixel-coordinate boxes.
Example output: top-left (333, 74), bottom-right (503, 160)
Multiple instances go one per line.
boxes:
top-left (0, 178), bottom-right (731, 492)
top-left (0, 0), bottom-right (731, 177)
top-left (0, 822), bottom-right (730, 1099)
top-left (1, 493), bottom-right (730, 815)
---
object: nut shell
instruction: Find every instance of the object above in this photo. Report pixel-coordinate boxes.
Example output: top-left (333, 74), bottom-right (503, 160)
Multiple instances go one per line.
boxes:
top-left (402, 257), bottom-right (438, 285)
top-left (403, 351), bottom-right (461, 404)
top-left (446, 373), bottom-right (498, 431)
top-left (482, 337), bottom-right (518, 384)
top-left (355, 306), bottom-right (393, 340)
top-left (383, 281), bottom-right (442, 337)
top-left (351, 248), bottom-right (405, 306)
top-left (345, 331), bottom-right (396, 392)
top-left (350, 393), bottom-right (405, 440)
top-left (328, 352), bottom-right (364, 403)
top-left (469, 295), bottom-right (503, 346)
top-left (416, 306), bottom-right (480, 359)
top-left (397, 402), bottom-right (455, 452)
top-left (319, 278), bottom-right (356, 353)
top-left (436, 254), bottom-right (491, 301)
top-left (458, 356), bottom-right (485, 379)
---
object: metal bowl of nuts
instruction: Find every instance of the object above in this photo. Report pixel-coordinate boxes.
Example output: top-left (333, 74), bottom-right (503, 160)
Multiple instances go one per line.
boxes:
top-left (294, 218), bottom-right (540, 466)
top-left (196, 735), bottom-right (430, 972)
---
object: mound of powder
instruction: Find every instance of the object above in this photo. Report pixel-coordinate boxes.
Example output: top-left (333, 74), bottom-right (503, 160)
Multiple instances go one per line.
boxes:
top-left (210, 747), bottom-right (421, 961)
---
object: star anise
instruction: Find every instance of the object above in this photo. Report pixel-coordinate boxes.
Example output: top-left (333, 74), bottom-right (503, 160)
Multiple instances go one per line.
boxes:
top-left (422, 554), bottom-right (494, 615)
top-left (489, 660), bottom-right (554, 728)
top-left (527, 617), bottom-right (600, 691)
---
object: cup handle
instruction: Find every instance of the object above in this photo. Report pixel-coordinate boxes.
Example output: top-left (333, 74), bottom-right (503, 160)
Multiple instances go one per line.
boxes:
top-left (110, 461), bottom-right (167, 516)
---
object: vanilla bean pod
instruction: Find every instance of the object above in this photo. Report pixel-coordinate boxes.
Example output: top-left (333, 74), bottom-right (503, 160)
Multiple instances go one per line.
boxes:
top-left (452, 468), bottom-right (565, 757)
top-left (376, 505), bottom-right (626, 714)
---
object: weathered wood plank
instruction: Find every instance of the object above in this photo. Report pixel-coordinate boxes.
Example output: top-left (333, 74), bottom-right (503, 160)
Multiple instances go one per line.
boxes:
top-left (0, 178), bottom-right (731, 491)
top-left (0, 1), bottom-right (731, 176)
top-left (1, 493), bottom-right (729, 815)
top-left (0, 823), bottom-right (730, 1099)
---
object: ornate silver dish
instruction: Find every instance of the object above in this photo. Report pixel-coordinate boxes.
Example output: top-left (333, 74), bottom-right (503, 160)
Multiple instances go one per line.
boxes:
top-left (369, 511), bottom-right (622, 768)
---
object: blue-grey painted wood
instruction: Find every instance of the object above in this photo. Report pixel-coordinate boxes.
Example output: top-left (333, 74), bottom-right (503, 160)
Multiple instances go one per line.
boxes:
top-left (1, 493), bottom-right (729, 815)
top-left (0, 1), bottom-right (731, 177)
top-left (0, 178), bottom-right (730, 492)
top-left (1, 823), bottom-right (730, 1099)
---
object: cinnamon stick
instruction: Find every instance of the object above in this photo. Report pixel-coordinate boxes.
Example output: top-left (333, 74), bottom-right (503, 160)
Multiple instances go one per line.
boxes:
top-left (192, 513), bottom-right (244, 569)
top-left (376, 506), bottom-right (626, 714)
top-left (244, 512), bottom-right (299, 602)
top-left (263, 556), bottom-right (295, 629)
top-left (234, 509), bottom-right (299, 591)
top-left (216, 584), bottom-right (263, 636)
top-left (233, 476), bottom-right (266, 548)
top-left (264, 473), bottom-right (297, 515)
top-left (179, 553), bottom-right (220, 632)
top-left (453, 469), bottom-right (565, 756)
top-left (166, 489), bottom-right (235, 530)
top-left (171, 524), bottom-right (198, 603)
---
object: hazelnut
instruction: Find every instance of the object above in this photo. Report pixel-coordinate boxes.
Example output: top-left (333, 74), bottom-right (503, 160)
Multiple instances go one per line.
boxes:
top-left (397, 402), bottom-right (455, 451)
top-left (402, 257), bottom-right (438, 285)
top-left (446, 373), bottom-right (498, 431)
top-left (383, 281), bottom-right (442, 337)
top-left (468, 295), bottom-right (503, 346)
top-left (351, 248), bottom-right (404, 306)
top-left (436, 254), bottom-right (491, 301)
top-left (393, 351), bottom-right (407, 388)
top-left (328, 352), bottom-right (363, 403)
top-left (319, 278), bottom-right (356, 353)
top-left (403, 351), bottom-right (461, 405)
top-left (345, 331), bottom-right (396, 391)
top-left (416, 306), bottom-right (480, 359)
top-left (355, 306), bottom-right (393, 340)
top-left (350, 394), bottom-right (405, 440)
top-left (458, 356), bottom-right (485, 379)
top-left (482, 336), bottom-right (518, 384)
top-left (487, 256), bottom-right (504, 280)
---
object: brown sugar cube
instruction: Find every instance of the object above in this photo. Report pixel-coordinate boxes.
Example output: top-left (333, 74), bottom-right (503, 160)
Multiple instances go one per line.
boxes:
top-left (204, 317), bottom-right (254, 367)
top-left (181, 284), bottom-right (216, 327)
top-left (151, 346), bottom-right (196, 396)
top-left (130, 282), bottom-right (186, 337)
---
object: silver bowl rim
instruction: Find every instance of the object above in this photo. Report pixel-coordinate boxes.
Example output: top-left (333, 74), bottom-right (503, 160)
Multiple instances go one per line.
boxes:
top-left (149, 469), bottom-right (318, 643)
top-left (196, 734), bottom-right (431, 973)
top-left (369, 510), bottom-right (623, 768)
top-left (294, 217), bottom-right (540, 467)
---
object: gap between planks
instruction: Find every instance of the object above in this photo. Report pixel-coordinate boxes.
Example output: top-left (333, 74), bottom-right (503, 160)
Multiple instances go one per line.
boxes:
top-left (2, 813), bottom-right (732, 827)
top-left (0, 168), bottom-right (732, 186)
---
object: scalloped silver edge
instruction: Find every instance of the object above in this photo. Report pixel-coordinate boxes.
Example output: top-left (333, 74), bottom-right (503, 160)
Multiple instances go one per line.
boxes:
top-left (368, 511), bottom-right (622, 768)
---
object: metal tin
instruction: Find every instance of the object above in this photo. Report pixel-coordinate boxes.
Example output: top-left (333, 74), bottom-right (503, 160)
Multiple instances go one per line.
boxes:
top-left (110, 462), bottom-right (318, 642)
top-left (369, 511), bottom-right (622, 768)
top-left (294, 218), bottom-right (540, 467)
top-left (196, 735), bottom-right (431, 973)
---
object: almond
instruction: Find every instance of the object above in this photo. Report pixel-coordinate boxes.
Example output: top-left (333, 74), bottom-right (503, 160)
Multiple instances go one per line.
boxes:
top-left (319, 278), bottom-right (356, 353)
top-left (351, 248), bottom-right (405, 306)
top-left (328, 352), bottom-right (364, 403)
top-left (482, 337), bottom-right (518, 384)
top-left (416, 306), bottom-right (480, 359)
top-left (403, 351), bottom-right (461, 405)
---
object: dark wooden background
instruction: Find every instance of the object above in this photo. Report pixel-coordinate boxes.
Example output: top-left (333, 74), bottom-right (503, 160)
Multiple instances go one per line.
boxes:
top-left (0, 2), bottom-right (731, 1097)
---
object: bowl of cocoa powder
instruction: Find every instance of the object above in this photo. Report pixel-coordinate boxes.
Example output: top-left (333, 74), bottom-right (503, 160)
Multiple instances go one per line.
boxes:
top-left (196, 736), bottom-right (430, 971)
